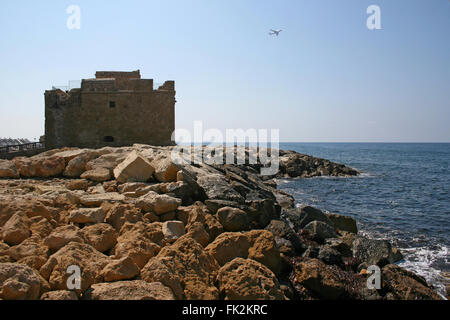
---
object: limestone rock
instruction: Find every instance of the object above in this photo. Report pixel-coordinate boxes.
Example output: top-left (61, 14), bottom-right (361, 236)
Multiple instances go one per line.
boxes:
top-left (66, 179), bottom-right (90, 191)
top-left (303, 220), bottom-right (337, 242)
top-left (325, 212), bottom-right (358, 234)
top-left (13, 156), bottom-right (65, 178)
top-left (206, 230), bottom-right (280, 274)
top-left (0, 263), bottom-right (47, 300)
top-left (68, 207), bottom-right (105, 224)
top-left (83, 280), bottom-right (175, 300)
top-left (151, 155), bottom-right (180, 182)
top-left (162, 221), bottom-right (185, 243)
top-left (0, 160), bottom-right (19, 178)
top-left (352, 236), bottom-right (401, 267)
top-left (197, 174), bottom-right (244, 203)
top-left (113, 222), bottom-right (165, 269)
top-left (113, 151), bottom-right (155, 183)
top-left (185, 222), bottom-right (210, 247)
top-left (39, 242), bottom-right (109, 295)
top-left (217, 258), bottom-right (286, 300)
top-left (281, 205), bottom-right (331, 232)
top-left (135, 191), bottom-right (182, 215)
top-left (217, 206), bottom-right (249, 232)
top-left (43, 225), bottom-right (84, 251)
top-left (79, 192), bottom-right (125, 207)
top-left (104, 203), bottom-right (143, 232)
top-left (382, 264), bottom-right (442, 300)
top-left (81, 223), bottom-right (117, 253)
top-left (141, 236), bottom-right (219, 300)
top-left (41, 290), bottom-right (78, 300)
top-left (1, 213), bottom-right (30, 245)
top-left (8, 236), bottom-right (49, 263)
top-left (80, 168), bottom-right (111, 182)
top-left (101, 256), bottom-right (139, 282)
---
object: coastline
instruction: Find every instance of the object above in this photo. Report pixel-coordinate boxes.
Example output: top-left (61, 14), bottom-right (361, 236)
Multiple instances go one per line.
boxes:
top-left (0, 145), bottom-right (445, 300)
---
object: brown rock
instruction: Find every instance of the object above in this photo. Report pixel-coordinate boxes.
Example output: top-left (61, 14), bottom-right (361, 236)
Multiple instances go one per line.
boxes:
top-left (14, 156), bottom-right (65, 178)
top-left (206, 230), bottom-right (281, 274)
top-left (113, 222), bottom-right (165, 269)
top-left (217, 258), bottom-right (286, 300)
top-left (30, 218), bottom-right (54, 239)
top-left (39, 242), bottom-right (109, 295)
top-left (81, 223), bottom-right (117, 253)
top-left (151, 156), bottom-right (180, 182)
top-left (83, 280), bottom-right (175, 300)
top-left (8, 236), bottom-right (49, 262)
top-left (113, 151), bottom-right (155, 183)
top-left (141, 236), bottom-right (220, 300)
top-left (217, 206), bottom-right (249, 232)
top-left (0, 263), bottom-right (47, 300)
top-left (41, 290), bottom-right (78, 300)
top-left (136, 191), bottom-right (182, 215)
top-left (0, 160), bottom-right (19, 178)
top-left (80, 168), bottom-right (111, 182)
top-left (68, 207), bottom-right (106, 224)
top-left (185, 222), bottom-right (210, 247)
top-left (104, 203), bottom-right (143, 232)
top-left (382, 264), bottom-right (442, 300)
top-left (1, 212), bottom-right (30, 245)
top-left (162, 221), bottom-right (185, 243)
top-left (101, 256), bottom-right (140, 282)
top-left (43, 225), bottom-right (84, 251)
top-left (66, 179), bottom-right (90, 191)
top-left (292, 258), bottom-right (350, 299)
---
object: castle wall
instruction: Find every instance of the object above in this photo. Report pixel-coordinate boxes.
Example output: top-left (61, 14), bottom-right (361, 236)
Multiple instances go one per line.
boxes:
top-left (44, 72), bottom-right (175, 149)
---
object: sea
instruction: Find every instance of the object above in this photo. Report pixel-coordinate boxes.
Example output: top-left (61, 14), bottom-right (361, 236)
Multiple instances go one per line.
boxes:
top-left (277, 143), bottom-right (449, 298)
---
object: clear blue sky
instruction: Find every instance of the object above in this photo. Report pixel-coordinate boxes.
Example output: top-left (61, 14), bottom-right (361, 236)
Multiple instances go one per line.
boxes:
top-left (0, 0), bottom-right (449, 142)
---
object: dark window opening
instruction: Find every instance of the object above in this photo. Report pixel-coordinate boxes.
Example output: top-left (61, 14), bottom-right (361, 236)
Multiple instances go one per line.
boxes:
top-left (103, 136), bottom-right (114, 142)
top-left (109, 101), bottom-right (116, 108)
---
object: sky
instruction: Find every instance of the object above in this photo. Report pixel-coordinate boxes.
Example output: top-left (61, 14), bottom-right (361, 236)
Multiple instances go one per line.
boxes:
top-left (0, 0), bottom-right (449, 142)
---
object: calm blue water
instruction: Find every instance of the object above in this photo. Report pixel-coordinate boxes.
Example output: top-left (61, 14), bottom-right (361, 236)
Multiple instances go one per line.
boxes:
top-left (278, 143), bottom-right (449, 296)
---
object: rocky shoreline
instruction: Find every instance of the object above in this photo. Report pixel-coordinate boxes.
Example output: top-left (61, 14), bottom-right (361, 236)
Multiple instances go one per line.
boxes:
top-left (0, 145), bottom-right (444, 300)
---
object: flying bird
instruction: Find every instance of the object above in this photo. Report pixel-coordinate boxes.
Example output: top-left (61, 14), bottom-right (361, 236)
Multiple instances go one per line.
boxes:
top-left (269, 29), bottom-right (282, 36)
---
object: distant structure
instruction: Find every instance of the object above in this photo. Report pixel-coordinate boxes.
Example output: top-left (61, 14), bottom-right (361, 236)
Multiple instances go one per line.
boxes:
top-left (44, 70), bottom-right (175, 149)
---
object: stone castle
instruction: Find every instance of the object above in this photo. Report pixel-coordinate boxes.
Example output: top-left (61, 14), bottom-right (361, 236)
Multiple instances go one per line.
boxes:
top-left (44, 70), bottom-right (175, 149)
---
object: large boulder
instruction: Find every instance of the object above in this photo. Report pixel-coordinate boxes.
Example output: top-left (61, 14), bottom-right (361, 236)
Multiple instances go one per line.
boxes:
top-left (135, 191), bottom-right (182, 215)
top-left (80, 168), bottom-right (111, 182)
top-left (113, 222), bottom-right (165, 269)
top-left (113, 151), bottom-right (155, 183)
top-left (39, 242), bottom-right (109, 295)
top-left (303, 220), bottom-right (337, 242)
top-left (197, 174), bottom-right (244, 203)
top-left (291, 258), bottom-right (362, 299)
top-left (162, 221), bottom-right (185, 243)
top-left (151, 156), bottom-right (180, 183)
top-left (41, 290), bottom-right (78, 300)
top-left (217, 258), bottom-right (286, 300)
top-left (13, 156), bottom-right (65, 178)
top-left (68, 207), bottom-right (106, 224)
top-left (217, 207), bottom-right (249, 232)
top-left (81, 223), bottom-right (117, 253)
top-left (83, 280), bottom-right (175, 300)
top-left (382, 264), bottom-right (442, 300)
top-left (100, 256), bottom-right (140, 282)
top-left (1, 212), bottom-right (30, 245)
top-left (104, 203), bottom-right (143, 232)
top-left (206, 230), bottom-right (280, 274)
top-left (0, 160), bottom-right (19, 178)
top-left (0, 263), bottom-right (48, 300)
top-left (43, 225), bottom-right (84, 251)
top-left (265, 219), bottom-right (305, 253)
top-left (325, 212), bottom-right (357, 234)
top-left (281, 205), bottom-right (331, 232)
top-left (352, 236), bottom-right (402, 267)
top-left (141, 236), bottom-right (220, 300)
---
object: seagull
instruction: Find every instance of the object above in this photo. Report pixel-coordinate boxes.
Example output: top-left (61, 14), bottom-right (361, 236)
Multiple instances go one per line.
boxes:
top-left (269, 29), bottom-right (282, 36)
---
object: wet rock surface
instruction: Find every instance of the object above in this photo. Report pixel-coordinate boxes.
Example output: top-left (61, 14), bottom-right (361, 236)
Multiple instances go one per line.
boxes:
top-left (0, 145), bottom-right (441, 300)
